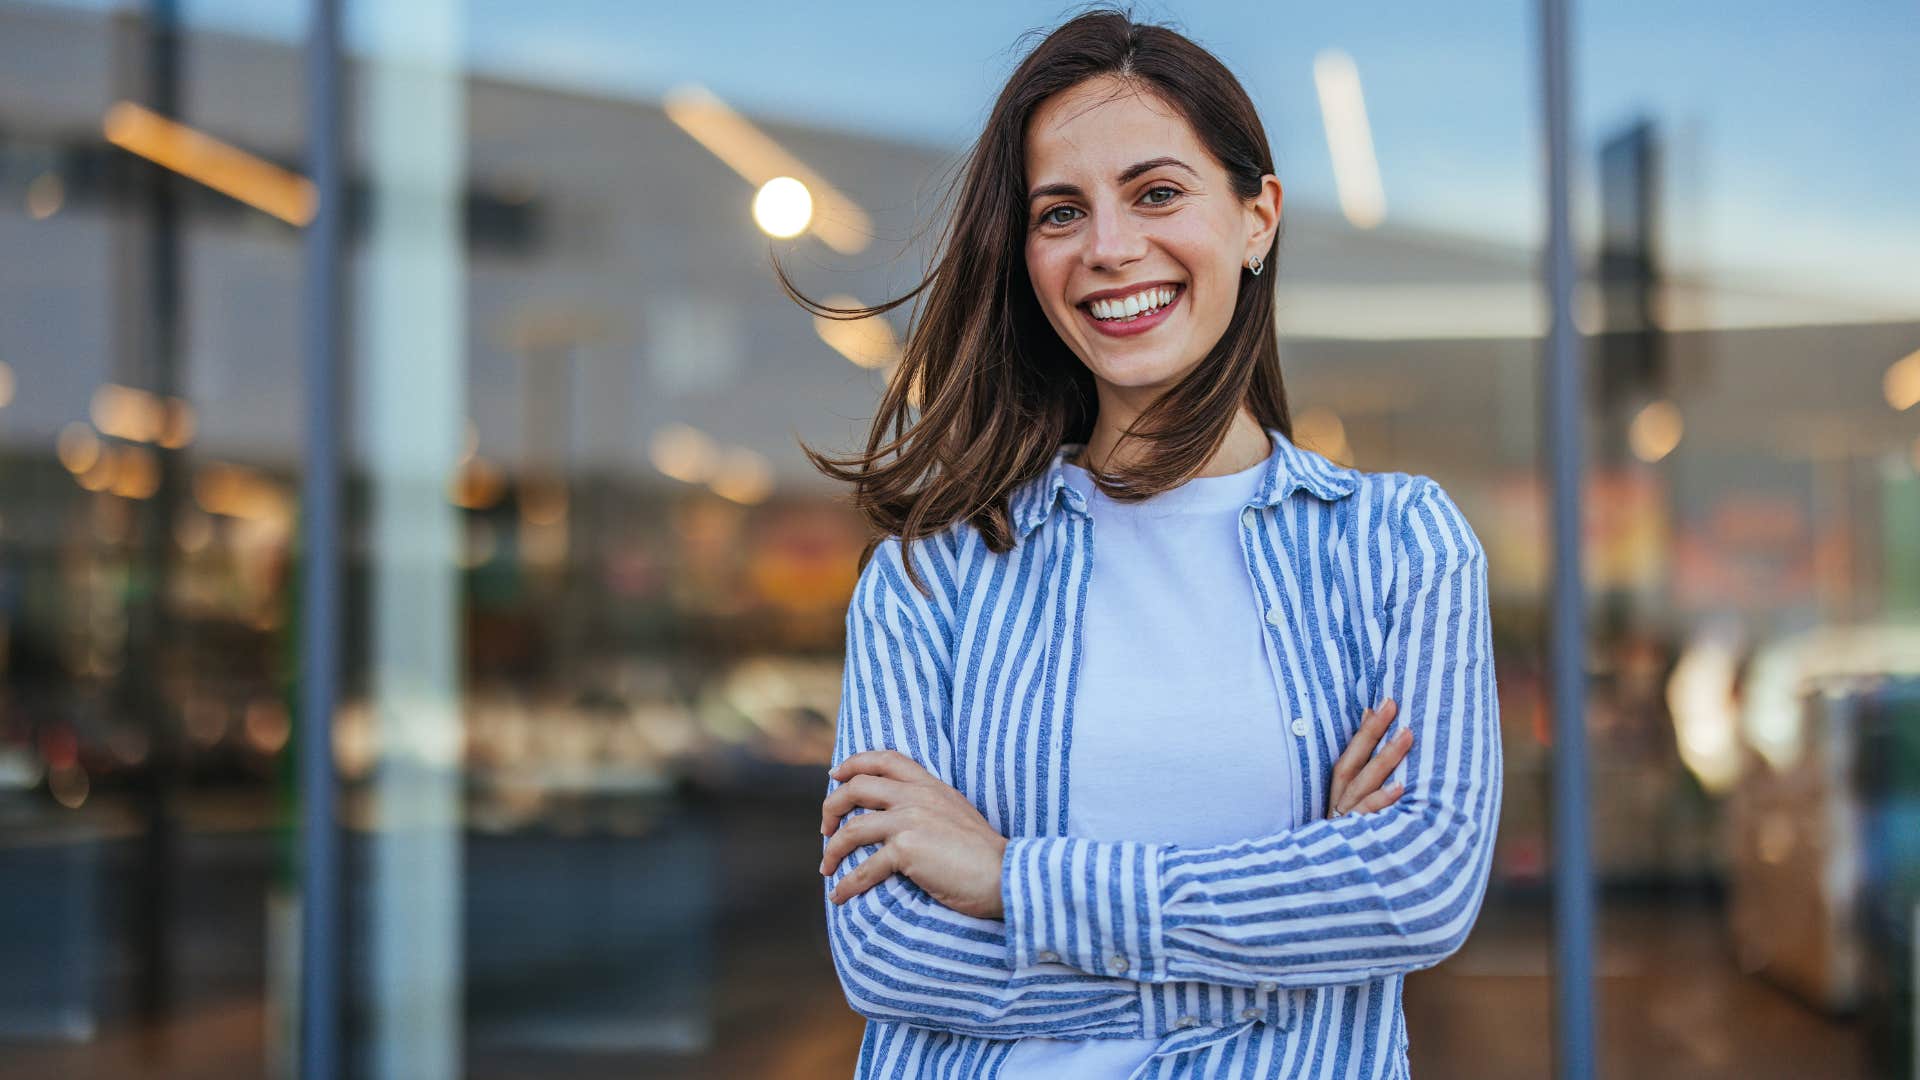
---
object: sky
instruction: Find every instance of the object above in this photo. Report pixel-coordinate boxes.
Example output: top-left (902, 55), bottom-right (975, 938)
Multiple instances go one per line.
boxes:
top-left (20, 0), bottom-right (1920, 311)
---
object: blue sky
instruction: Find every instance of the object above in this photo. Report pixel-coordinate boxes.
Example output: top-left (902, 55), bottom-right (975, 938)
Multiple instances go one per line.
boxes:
top-left (26, 0), bottom-right (1920, 309)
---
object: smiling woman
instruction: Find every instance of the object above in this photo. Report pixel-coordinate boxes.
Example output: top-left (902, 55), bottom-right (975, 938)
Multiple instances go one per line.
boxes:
top-left (1021, 79), bottom-right (1280, 434)
top-left (781, 7), bottom-right (1500, 1080)
top-left (780, 10), bottom-right (1300, 555)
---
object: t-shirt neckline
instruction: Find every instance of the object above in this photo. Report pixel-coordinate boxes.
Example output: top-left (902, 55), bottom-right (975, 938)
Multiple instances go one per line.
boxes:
top-left (1062, 446), bottom-right (1270, 516)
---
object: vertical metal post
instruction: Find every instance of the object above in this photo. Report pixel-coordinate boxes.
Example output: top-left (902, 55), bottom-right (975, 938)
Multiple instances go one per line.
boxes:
top-left (112, 0), bottom-right (185, 1031)
top-left (361, 6), bottom-right (466, 1075)
top-left (299, 0), bottom-right (343, 1076)
top-left (1540, 0), bottom-right (1597, 1077)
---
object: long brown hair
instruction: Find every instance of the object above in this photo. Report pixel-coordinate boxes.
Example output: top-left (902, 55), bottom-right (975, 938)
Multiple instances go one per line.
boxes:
top-left (783, 4), bottom-right (1293, 594)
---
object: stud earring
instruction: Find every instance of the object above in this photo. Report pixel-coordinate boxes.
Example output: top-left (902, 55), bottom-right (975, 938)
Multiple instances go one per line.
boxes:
top-left (1246, 254), bottom-right (1264, 276)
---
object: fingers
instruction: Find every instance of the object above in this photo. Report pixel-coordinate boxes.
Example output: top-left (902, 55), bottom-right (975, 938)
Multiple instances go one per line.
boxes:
top-left (1346, 780), bottom-right (1407, 816)
top-left (820, 809), bottom-right (895, 875)
top-left (821, 774), bottom-right (908, 836)
top-left (829, 749), bottom-right (930, 785)
top-left (1334, 726), bottom-right (1414, 815)
top-left (827, 844), bottom-right (897, 905)
top-left (1328, 700), bottom-right (1397, 812)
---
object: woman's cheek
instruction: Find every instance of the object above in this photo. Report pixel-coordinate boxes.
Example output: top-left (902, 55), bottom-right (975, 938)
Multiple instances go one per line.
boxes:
top-left (1028, 273), bottom-right (1073, 337)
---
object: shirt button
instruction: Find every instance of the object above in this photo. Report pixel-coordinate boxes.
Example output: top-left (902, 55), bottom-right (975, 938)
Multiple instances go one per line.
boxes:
top-left (1037, 951), bottom-right (1060, 964)
top-left (1264, 606), bottom-right (1282, 627)
top-left (1240, 507), bottom-right (1256, 528)
top-left (1108, 954), bottom-right (1130, 973)
top-left (1291, 717), bottom-right (1310, 737)
top-left (1240, 1007), bottom-right (1262, 1021)
top-left (1259, 981), bottom-right (1278, 994)
top-left (1175, 1015), bottom-right (1198, 1028)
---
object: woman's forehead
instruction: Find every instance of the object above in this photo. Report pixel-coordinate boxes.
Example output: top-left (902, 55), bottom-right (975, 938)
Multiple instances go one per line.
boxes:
top-left (1026, 82), bottom-right (1198, 179)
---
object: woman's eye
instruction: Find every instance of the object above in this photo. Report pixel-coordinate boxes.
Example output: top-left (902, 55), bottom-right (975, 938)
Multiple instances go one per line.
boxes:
top-left (1038, 187), bottom-right (1178, 229)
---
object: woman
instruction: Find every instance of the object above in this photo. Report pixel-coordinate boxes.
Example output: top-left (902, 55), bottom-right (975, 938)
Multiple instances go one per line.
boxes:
top-left (793, 9), bottom-right (1501, 1079)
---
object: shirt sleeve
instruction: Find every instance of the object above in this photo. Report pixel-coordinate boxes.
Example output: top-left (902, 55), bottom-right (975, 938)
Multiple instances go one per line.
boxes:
top-left (823, 536), bottom-right (1149, 1038)
top-left (1000, 477), bottom-right (1503, 988)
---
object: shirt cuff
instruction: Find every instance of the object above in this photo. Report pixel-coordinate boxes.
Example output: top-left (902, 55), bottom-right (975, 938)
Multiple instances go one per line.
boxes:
top-left (1001, 835), bottom-right (1168, 981)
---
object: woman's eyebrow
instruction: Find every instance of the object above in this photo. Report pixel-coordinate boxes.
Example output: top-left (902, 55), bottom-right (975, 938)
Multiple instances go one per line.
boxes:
top-left (1026, 156), bottom-right (1199, 202)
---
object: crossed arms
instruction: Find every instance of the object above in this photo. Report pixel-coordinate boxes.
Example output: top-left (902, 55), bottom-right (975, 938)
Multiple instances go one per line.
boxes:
top-left (821, 477), bottom-right (1503, 1037)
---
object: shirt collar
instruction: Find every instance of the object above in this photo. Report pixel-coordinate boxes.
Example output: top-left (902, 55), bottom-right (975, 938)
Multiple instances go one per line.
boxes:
top-left (1011, 425), bottom-right (1359, 540)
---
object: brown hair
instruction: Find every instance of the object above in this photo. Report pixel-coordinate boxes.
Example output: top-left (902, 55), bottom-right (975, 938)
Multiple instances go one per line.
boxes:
top-left (783, 3), bottom-right (1293, 594)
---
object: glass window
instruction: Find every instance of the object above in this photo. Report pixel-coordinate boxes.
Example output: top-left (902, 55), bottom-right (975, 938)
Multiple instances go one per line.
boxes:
top-left (2, 1), bottom-right (1912, 1077)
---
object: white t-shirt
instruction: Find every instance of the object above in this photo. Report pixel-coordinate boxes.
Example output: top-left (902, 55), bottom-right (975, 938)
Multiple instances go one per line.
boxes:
top-left (997, 452), bottom-right (1300, 1077)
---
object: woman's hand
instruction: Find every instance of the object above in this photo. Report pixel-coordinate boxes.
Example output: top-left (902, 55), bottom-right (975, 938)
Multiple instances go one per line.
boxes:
top-left (820, 749), bottom-right (1007, 919)
top-left (1327, 699), bottom-right (1412, 818)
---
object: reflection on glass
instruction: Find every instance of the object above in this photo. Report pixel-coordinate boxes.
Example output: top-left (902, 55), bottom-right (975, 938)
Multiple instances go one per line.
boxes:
top-left (0, 0), bottom-right (1915, 1076)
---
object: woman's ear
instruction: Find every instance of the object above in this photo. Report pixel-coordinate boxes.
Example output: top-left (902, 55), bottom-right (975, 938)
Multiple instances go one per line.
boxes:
top-left (1244, 174), bottom-right (1283, 261)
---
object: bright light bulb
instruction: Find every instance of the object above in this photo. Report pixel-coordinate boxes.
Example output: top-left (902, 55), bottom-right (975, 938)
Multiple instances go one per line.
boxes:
top-left (1885, 348), bottom-right (1920, 411)
top-left (753, 176), bottom-right (812, 239)
top-left (1629, 399), bottom-right (1683, 463)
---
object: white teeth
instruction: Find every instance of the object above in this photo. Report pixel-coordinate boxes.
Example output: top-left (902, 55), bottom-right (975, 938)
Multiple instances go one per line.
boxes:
top-left (1089, 285), bottom-right (1178, 322)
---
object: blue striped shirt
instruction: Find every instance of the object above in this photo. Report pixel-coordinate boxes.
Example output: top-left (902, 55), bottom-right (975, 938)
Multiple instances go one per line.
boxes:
top-left (823, 426), bottom-right (1503, 1079)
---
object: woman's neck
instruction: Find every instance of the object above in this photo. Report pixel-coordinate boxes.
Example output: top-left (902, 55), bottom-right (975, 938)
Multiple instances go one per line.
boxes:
top-left (1074, 406), bottom-right (1271, 477)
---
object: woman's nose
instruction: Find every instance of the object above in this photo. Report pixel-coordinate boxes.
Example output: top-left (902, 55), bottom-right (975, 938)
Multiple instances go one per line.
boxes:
top-left (1083, 206), bottom-right (1148, 270)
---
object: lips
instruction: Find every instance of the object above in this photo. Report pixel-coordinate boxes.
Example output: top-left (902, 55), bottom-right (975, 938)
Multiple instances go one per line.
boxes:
top-left (1077, 283), bottom-right (1184, 338)
top-left (1077, 280), bottom-right (1183, 307)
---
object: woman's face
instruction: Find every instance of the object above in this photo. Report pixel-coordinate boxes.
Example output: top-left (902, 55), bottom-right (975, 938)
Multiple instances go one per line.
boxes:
top-left (1024, 75), bottom-right (1281, 406)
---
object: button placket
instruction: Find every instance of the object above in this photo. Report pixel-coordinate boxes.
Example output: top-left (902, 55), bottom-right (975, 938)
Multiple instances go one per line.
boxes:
top-left (1240, 500), bottom-right (1313, 830)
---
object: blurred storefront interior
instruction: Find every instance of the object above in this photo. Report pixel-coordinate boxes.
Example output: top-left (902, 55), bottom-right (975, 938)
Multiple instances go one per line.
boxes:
top-left (1, 0), bottom-right (1917, 1077)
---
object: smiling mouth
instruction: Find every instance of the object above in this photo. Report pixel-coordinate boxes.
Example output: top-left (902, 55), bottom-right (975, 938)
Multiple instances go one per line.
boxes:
top-left (1078, 283), bottom-right (1182, 320)
top-left (1077, 283), bottom-right (1184, 336)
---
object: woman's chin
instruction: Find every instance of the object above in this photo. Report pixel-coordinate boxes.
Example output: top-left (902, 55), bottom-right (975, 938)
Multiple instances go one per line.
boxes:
top-left (1083, 351), bottom-right (1199, 391)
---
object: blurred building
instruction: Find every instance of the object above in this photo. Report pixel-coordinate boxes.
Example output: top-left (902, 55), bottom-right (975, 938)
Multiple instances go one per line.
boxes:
top-left (1, 1), bottom-right (1917, 1078)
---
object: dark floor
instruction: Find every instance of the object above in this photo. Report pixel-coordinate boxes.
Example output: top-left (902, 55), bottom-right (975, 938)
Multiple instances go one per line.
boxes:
top-left (1401, 899), bottom-right (1875, 1080)
top-left (0, 789), bottom-right (1894, 1079)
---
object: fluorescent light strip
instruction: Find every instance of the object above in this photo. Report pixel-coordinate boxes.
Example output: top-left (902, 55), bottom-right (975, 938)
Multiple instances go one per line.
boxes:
top-left (663, 83), bottom-right (872, 254)
top-left (1313, 50), bottom-right (1387, 230)
top-left (103, 101), bottom-right (316, 226)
